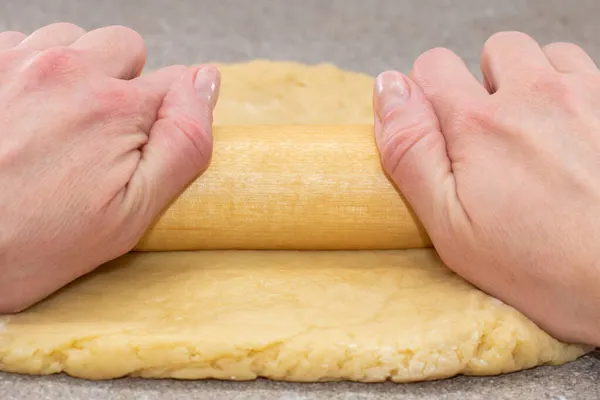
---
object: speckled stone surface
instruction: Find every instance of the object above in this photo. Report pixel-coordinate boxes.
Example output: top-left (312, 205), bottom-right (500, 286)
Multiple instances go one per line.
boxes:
top-left (0, 352), bottom-right (599, 400)
top-left (1, 0), bottom-right (599, 398)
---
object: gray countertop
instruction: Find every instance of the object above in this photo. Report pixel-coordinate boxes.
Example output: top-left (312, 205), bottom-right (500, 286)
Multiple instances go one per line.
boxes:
top-left (1, 352), bottom-right (599, 400)
top-left (1, 0), bottom-right (599, 398)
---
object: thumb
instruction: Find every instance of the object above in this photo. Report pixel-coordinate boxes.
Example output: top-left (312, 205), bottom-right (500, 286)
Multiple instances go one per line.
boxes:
top-left (373, 70), bottom-right (455, 240)
top-left (131, 64), bottom-right (221, 219)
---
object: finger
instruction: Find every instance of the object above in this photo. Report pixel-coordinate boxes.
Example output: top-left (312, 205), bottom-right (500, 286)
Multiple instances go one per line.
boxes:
top-left (373, 70), bottom-right (463, 241)
top-left (410, 47), bottom-right (488, 131)
top-left (17, 22), bottom-right (85, 50)
top-left (70, 25), bottom-right (146, 79)
top-left (131, 64), bottom-right (190, 114)
top-left (0, 31), bottom-right (26, 50)
top-left (127, 64), bottom-right (193, 133)
top-left (127, 65), bottom-right (221, 221)
top-left (542, 42), bottom-right (598, 73)
top-left (481, 31), bottom-right (554, 91)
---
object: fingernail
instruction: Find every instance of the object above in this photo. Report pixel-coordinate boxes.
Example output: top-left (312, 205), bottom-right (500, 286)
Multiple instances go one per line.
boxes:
top-left (374, 71), bottom-right (410, 121)
top-left (194, 65), bottom-right (221, 110)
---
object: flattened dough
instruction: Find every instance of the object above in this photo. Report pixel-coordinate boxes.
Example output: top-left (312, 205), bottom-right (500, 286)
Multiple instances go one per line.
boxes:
top-left (212, 60), bottom-right (375, 125)
top-left (0, 61), bottom-right (591, 382)
top-left (0, 251), bottom-right (589, 381)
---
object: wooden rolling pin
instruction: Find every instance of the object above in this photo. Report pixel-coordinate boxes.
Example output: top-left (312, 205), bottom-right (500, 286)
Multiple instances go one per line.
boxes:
top-left (136, 125), bottom-right (431, 250)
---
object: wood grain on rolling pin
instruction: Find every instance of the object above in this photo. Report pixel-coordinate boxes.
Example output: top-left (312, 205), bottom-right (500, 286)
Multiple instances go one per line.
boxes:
top-left (136, 125), bottom-right (431, 250)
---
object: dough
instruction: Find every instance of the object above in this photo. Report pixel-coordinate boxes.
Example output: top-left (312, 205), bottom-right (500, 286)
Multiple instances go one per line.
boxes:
top-left (212, 60), bottom-right (375, 125)
top-left (0, 251), bottom-right (589, 381)
top-left (0, 61), bottom-right (592, 382)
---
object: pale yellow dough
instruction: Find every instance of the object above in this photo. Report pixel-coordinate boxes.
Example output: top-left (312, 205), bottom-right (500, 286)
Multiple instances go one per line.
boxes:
top-left (0, 61), bottom-right (591, 382)
top-left (0, 251), bottom-right (589, 381)
top-left (212, 60), bottom-right (375, 125)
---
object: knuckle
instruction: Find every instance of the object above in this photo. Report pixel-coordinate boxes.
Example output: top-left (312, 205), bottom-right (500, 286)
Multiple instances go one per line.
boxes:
top-left (0, 30), bottom-right (24, 37)
top-left (542, 41), bottom-right (583, 54)
top-left (22, 47), bottom-right (82, 85)
top-left (483, 31), bottom-right (531, 53)
top-left (0, 48), bottom-right (28, 74)
top-left (412, 47), bottom-right (455, 77)
top-left (482, 31), bottom-right (538, 68)
top-left (0, 31), bottom-right (26, 43)
top-left (164, 64), bottom-right (189, 78)
top-left (103, 25), bottom-right (145, 48)
top-left (92, 25), bottom-right (146, 77)
top-left (106, 24), bottom-right (141, 37)
top-left (170, 64), bottom-right (189, 72)
top-left (416, 47), bottom-right (455, 64)
top-left (46, 22), bottom-right (86, 36)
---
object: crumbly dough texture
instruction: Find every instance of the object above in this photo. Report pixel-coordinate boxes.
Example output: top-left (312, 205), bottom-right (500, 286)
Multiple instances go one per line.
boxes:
top-left (0, 61), bottom-right (591, 382)
top-left (212, 60), bottom-right (375, 125)
top-left (0, 251), bottom-right (589, 381)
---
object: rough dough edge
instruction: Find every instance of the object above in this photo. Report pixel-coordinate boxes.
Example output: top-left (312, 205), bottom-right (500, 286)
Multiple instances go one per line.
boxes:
top-left (0, 319), bottom-right (591, 382)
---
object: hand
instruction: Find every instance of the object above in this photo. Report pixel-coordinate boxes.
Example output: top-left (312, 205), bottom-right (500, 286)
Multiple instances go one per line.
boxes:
top-left (373, 31), bottom-right (600, 346)
top-left (0, 23), bottom-right (220, 312)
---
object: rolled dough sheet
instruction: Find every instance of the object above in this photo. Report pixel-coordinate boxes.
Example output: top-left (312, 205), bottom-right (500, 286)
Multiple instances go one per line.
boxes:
top-left (212, 60), bottom-right (375, 125)
top-left (0, 61), bottom-right (592, 382)
top-left (0, 251), bottom-right (589, 381)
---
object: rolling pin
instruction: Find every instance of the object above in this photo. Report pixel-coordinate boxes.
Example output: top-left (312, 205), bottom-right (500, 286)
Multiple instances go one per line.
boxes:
top-left (136, 125), bottom-right (431, 251)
